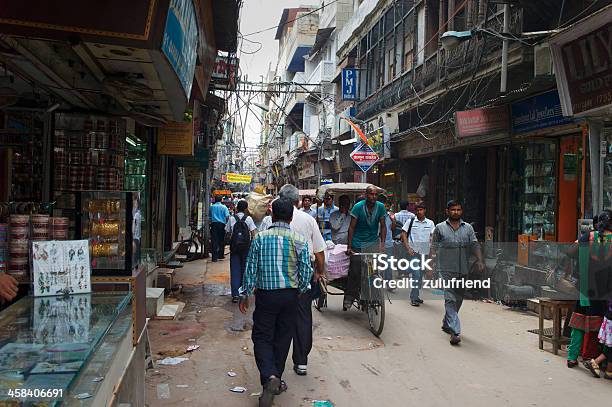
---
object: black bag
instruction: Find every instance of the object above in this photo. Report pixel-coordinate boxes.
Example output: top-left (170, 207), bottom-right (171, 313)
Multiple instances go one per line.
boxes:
top-left (230, 215), bottom-right (251, 253)
top-left (394, 217), bottom-right (414, 241)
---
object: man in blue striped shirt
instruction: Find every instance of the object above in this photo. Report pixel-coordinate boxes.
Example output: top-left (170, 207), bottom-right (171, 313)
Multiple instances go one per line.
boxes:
top-left (239, 198), bottom-right (313, 407)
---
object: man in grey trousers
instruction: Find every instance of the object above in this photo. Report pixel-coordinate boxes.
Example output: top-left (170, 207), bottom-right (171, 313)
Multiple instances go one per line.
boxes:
top-left (431, 200), bottom-right (484, 345)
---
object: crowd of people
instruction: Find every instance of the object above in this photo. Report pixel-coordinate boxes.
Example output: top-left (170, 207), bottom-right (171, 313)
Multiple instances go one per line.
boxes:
top-left (211, 184), bottom-right (489, 406)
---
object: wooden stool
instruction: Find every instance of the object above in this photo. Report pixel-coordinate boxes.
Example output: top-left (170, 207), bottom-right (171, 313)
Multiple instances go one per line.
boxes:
top-left (538, 298), bottom-right (575, 355)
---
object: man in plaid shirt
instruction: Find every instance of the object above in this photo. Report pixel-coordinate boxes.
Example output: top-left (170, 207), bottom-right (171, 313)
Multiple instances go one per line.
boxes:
top-left (239, 198), bottom-right (313, 407)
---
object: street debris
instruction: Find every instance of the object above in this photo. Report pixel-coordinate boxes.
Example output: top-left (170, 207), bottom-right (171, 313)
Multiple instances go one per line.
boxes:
top-left (74, 393), bottom-right (92, 400)
top-left (188, 338), bottom-right (197, 342)
top-left (176, 385), bottom-right (189, 388)
top-left (158, 357), bottom-right (189, 366)
top-left (312, 401), bottom-right (334, 407)
top-left (229, 386), bottom-right (247, 393)
top-left (157, 384), bottom-right (170, 399)
top-left (323, 337), bottom-right (333, 340)
top-left (250, 392), bottom-right (261, 397)
top-left (92, 376), bottom-right (104, 383)
top-left (186, 345), bottom-right (200, 352)
top-left (227, 371), bottom-right (237, 377)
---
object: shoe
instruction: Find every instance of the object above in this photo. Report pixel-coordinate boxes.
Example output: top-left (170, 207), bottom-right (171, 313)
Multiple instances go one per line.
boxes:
top-left (416, 298), bottom-right (424, 304)
top-left (450, 334), bottom-right (461, 345)
top-left (342, 296), bottom-right (353, 311)
top-left (232, 296), bottom-right (239, 303)
top-left (583, 359), bottom-right (601, 378)
top-left (604, 371), bottom-right (612, 380)
top-left (259, 376), bottom-right (280, 407)
top-left (567, 360), bottom-right (578, 368)
top-left (441, 326), bottom-right (454, 335)
top-left (274, 380), bottom-right (288, 395)
top-left (293, 364), bottom-right (307, 376)
top-left (211, 259), bottom-right (218, 263)
top-left (411, 300), bottom-right (420, 307)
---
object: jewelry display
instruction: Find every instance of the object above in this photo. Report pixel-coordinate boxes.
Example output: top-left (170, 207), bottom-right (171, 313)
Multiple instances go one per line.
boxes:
top-left (31, 240), bottom-right (91, 297)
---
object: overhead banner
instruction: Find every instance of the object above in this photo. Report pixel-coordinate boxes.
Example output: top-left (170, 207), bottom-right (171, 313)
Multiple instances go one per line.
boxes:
top-left (157, 121), bottom-right (194, 156)
top-left (455, 106), bottom-right (509, 138)
top-left (226, 173), bottom-right (252, 184)
top-left (342, 68), bottom-right (358, 100)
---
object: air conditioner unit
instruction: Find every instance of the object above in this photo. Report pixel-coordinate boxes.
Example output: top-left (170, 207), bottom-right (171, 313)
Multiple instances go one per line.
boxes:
top-left (534, 43), bottom-right (554, 77)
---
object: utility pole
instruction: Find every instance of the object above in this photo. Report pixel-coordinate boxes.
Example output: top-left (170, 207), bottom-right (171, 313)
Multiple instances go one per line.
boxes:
top-left (500, 3), bottom-right (510, 94)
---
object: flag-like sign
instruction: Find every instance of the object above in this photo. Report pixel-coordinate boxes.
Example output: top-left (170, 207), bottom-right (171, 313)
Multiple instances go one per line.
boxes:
top-left (350, 143), bottom-right (379, 173)
top-left (226, 173), bottom-right (252, 184)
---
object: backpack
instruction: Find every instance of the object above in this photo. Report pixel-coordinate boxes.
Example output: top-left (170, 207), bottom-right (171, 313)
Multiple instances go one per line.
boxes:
top-left (230, 214), bottom-right (251, 253)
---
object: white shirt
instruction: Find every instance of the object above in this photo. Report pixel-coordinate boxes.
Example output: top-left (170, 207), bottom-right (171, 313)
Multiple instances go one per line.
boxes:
top-left (329, 210), bottom-right (351, 244)
top-left (395, 210), bottom-right (415, 227)
top-left (301, 207), bottom-right (317, 218)
top-left (226, 212), bottom-right (257, 233)
top-left (258, 215), bottom-right (272, 233)
top-left (291, 207), bottom-right (326, 256)
top-left (402, 217), bottom-right (435, 254)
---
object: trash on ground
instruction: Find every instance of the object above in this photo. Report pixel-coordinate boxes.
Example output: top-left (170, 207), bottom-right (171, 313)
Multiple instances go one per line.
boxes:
top-left (158, 357), bottom-right (189, 366)
top-left (227, 371), bottom-right (237, 377)
top-left (188, 338), bottom-right (196, 342)
top-left (242, 346), bottom-right (248, 350)
top-left (92, 376), bottom-right (104, 382)
top-left (176, 384), bottom-right (189, 388)
top-left (157, 383), bottom-right (170, 399)
top-left (251, 392), bottom-right (261, 397)
top-left (229, 386), bottom-right (247, 393)
top-left (323, 337), bottom-right (333, 340)
top-left (186, 345), bottom-right (200, 352)
top-left (74, 393), bottom-right (92, 400)
top-left (312, 401), bottom-right (334, 407)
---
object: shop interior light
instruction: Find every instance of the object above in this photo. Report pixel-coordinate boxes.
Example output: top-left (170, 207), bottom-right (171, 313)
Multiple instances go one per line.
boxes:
top-left (126, 137), bottom-right (137, 147)
top-left (383, 172), bottom-right (395, 176)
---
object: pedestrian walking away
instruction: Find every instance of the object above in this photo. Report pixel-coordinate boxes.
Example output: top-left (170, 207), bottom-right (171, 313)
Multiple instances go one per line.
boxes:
top-left (226, 200), bottom-right (257, 302)
top-left (278, 184), bottom-right (326, 377)
top-left (210, 195), bottom-right (230, 262)
top-left (401, 202), bottom-right (434, 306)
top-left (345, 185), bottom-right (387, 310)
top-left (239, 198), bottom-right (313, 407)
top-left (431, 200), bottom-right (484, 345)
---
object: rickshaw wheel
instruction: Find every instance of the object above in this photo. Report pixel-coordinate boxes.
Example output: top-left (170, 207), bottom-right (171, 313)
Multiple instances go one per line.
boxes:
top-left (367, 273), bottom-right (385, 337)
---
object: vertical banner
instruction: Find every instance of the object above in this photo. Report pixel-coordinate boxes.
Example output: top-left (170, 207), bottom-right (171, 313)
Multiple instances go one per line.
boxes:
top-left (342, 68), bottom-right (358, 101)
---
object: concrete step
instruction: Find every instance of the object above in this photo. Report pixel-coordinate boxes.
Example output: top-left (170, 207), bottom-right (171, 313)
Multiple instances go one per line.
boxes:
top-left (155, 302), bottom-right (185, 320)
top-left (146, 287), bottom-right (165, 318)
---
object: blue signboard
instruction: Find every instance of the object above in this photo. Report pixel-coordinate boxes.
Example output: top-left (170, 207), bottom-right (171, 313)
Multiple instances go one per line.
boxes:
top-left (162, 0), bottom-right (199, 97)
top-left (342, 68), bottom-right (358, 101)
top-left (511, 91), bottom-right (574, 134)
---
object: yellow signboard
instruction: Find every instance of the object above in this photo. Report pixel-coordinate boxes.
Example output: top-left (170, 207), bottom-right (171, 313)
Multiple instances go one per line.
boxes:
top-left (157, 121), bottom-right (194, 156)
top-left (226, 173), bottom-right (252, 184)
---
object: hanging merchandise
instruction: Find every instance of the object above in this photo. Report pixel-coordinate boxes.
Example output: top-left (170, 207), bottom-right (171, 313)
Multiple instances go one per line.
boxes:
top-left (416, 174), bottom-right (429, 198)
top-left (31, 240), bottom-right (91, 297)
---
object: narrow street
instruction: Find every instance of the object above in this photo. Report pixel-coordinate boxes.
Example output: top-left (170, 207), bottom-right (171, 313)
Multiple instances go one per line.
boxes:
top-left (146, 257), bottom-right (612, 407)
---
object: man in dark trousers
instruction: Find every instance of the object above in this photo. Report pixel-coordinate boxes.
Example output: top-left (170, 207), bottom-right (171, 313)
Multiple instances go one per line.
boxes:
top-left (239, 198), bottom-right (313, 407)
top-left (431, 200), bottom-right (484, 345)
top-left (210, 195), bottom-right (229, 262)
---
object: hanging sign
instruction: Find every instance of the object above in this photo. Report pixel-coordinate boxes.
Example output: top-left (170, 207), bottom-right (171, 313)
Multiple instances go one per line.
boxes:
top-left (455, 106), bottom-right (509, 138)
top-left (342, 68), bottom-right (358, 100)
top-left (350, 143), bottom-right (379, 173)
top-left (226, 173), bottom-right (252, 184)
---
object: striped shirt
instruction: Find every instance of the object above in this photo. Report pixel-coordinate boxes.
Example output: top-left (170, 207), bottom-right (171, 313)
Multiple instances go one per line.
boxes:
top-left (240, 222), bottom-right (313, 296)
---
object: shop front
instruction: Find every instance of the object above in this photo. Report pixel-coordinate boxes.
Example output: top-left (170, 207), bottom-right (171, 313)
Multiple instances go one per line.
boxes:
top-left (508, 90), bottom-right (584, 243)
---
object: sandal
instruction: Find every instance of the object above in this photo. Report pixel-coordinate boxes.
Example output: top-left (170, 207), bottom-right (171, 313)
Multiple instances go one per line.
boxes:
top-left (604, 371), bottom-right (612, 380)
top-left (582, 359), bottom-right (601, 378)
top-left (567, 360), bottom-right (578, 368)
top-left (274, 380), bottom-right (288, 395)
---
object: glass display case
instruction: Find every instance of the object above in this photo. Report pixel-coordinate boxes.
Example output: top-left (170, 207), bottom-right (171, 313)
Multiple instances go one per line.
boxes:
top-left (78, 191), bottom-right (140, 276)
top-left (509, 142), bottom-right (558, 240)
top-left (0, 292), bottom-right (131, 405)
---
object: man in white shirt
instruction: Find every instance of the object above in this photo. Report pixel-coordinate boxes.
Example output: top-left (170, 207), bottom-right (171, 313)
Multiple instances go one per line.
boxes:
top-left (395, 200), bottom-right (415, 233)
top-left (329, 195), bottom-right (351, 244)
top-left (278, 184), bottom-right (325, 378)
top-left (300, 196), bottom-right (317, 218)
top-left (226, 200), bottom-right (257, 302)
top-left (401, 202), bottom-right (434, 307)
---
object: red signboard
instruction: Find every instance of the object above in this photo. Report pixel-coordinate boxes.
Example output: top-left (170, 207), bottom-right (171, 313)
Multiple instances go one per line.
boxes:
top-left (454, 106), bottom-right (509, 138)
top-left (551, 10), bottom-right (612, 116)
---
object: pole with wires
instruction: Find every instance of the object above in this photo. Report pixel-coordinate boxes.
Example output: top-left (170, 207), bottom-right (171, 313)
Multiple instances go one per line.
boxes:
top-left (500, 3), bottom-right (510, 94)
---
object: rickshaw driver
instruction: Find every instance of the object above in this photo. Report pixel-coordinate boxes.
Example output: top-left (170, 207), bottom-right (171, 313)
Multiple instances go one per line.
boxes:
top-left (344, 186), bottom-right (387, 310)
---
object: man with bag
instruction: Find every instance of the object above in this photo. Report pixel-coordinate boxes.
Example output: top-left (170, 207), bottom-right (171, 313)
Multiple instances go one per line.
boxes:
top-left (226, 200), bottom-right (257, 303)
top-left (401, 202), bottom-right (434, 306)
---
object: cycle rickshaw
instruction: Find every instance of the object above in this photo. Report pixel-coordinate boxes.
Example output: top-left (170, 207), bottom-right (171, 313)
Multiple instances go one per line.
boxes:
top-left (313, 183), bottom-right (387, 337)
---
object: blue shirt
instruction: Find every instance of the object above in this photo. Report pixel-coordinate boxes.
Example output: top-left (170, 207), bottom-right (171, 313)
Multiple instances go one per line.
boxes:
top-left (317, 204), bottom-right (338, 241)
top-left (210, 202), bottom-right (230, 224)
top-left (350, 200), bottom-right (387, 249)
top-left (240, 222), bottom-right (313, 296)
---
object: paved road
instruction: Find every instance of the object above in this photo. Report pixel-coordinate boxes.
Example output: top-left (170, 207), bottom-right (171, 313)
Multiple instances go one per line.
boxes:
top-left (146, 258), bottom-right (612, 406)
